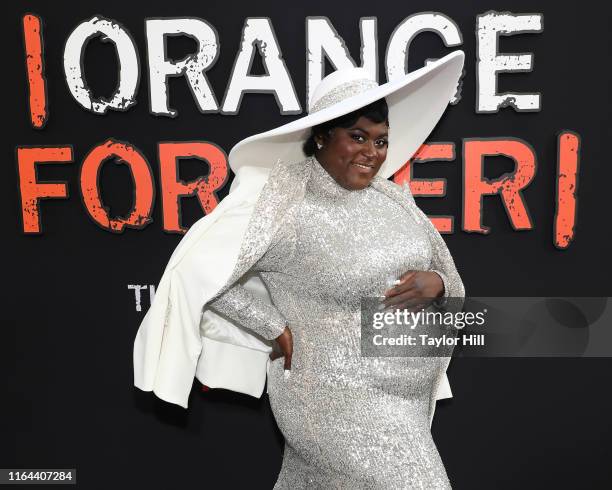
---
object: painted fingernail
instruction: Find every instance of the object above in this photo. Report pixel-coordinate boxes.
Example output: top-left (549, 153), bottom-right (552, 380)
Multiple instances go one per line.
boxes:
top-left (284, 369), bottom-right (291, 379)
top-left (392, 279), bottom-right (401, 285)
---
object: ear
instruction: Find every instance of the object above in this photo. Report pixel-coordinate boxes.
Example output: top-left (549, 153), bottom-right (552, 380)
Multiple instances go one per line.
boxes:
top-left (314, 131), bottom-right (330, 146)
top-left (320, 128), bottom-right (335, 144)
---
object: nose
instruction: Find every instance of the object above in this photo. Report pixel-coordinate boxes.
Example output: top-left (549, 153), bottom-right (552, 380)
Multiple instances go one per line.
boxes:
top-left (363, 140), bottom-right (376, 159)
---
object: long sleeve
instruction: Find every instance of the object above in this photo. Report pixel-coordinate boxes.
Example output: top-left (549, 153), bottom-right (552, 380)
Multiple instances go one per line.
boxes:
top-left (207, 211), bottom-right (296, 341)
top-left (208, 281), bottom-right (287, 341)
top-left (400, 182), bottom-right (465, 313)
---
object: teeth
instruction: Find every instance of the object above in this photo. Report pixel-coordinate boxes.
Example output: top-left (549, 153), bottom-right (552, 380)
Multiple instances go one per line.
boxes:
top-left (354, 164), bottom-right (372, 169)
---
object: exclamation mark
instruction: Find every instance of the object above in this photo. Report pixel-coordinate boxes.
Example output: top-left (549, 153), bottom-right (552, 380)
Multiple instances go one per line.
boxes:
top-left (23, 14), bottom-right (48, 128)
top-left (554, 131), bottom-right (581, 249)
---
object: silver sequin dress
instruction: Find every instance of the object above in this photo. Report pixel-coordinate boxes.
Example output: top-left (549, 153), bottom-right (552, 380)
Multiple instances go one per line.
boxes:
top-left (209, 157), bottom-right (465, 489)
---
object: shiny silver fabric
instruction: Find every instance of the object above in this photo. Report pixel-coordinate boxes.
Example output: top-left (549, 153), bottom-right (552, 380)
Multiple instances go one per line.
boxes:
top-left (210, 157), bottom-right (464, 488)
top-left (309, 78), bottom-right (379, 113)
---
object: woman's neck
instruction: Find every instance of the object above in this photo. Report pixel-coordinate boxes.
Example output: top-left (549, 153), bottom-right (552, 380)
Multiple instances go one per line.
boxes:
top-left (307, 155), bottom-right (367, 199)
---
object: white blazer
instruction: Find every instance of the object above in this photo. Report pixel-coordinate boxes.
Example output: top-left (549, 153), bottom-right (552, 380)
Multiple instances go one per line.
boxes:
top-left (133, 159), bottom-right (454, 418)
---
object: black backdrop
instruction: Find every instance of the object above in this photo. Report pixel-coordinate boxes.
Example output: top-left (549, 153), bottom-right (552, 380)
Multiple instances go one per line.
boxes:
top-left (6, 0), bottom-right (611, 488)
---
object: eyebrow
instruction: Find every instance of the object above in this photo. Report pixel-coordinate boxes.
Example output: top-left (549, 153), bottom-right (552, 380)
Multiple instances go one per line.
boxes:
top-left (351, 127), bottom-right (389, 138)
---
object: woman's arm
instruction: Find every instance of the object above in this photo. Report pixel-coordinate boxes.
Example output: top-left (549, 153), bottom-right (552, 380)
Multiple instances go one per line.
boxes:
top-left (208, 282), bottom-right (287, 341)
top-left (401, 182), bottom-right (465, 310)
top-left (207, 209), bottom-right (296, 341)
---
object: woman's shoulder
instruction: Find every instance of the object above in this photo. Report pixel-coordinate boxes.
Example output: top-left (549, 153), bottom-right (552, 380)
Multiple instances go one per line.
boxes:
top-left (370, 175), bottom-right (416, 204)
top-left (273, 156), bottom-right (313, 179)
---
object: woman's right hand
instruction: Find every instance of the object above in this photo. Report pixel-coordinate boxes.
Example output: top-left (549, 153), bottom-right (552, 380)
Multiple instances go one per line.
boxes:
top-left (270, 325), bottom-right (293, 371)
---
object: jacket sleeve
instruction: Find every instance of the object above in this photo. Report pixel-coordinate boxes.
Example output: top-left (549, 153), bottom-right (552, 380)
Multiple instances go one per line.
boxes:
top-left (400, 182), bottom-right (465, 313)
top-left (207, 215), bottom-right (295, 341)
top-left (207, 283), bottom-right (287, 341)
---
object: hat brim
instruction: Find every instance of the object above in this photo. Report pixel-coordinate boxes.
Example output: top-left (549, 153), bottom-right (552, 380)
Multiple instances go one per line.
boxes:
top-left (228, 50), bottom-right (465, 180)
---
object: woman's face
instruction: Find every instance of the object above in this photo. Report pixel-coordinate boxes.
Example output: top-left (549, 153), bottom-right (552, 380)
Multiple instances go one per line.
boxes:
top-left (315, 115), bottom-right (389, 191)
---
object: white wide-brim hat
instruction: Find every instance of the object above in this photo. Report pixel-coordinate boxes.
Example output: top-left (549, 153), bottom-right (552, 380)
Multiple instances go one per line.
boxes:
top-left (228, 50), bottom-right (464, 180)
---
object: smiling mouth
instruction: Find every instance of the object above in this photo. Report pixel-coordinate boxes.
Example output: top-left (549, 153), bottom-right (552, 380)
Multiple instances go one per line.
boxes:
top-left (352, 163), bottom-right (374, 170)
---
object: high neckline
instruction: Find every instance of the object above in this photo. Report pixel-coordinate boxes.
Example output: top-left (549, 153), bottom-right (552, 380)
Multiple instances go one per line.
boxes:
top-left (307, 156), bottom-right (369, 199)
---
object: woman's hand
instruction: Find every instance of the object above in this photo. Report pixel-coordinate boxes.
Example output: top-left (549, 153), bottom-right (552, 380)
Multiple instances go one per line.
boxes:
top-left (381, 270), bottom-right (444, 311)
top-left (270, 325), bottom-right (293, 371)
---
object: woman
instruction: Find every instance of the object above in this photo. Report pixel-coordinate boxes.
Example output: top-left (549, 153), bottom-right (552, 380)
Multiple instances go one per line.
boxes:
top-left (134, 51), bottom-right (465, 488)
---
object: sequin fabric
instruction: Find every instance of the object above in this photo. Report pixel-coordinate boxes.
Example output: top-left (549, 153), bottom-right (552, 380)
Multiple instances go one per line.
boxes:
top-left (309, 78), bottom-right (379, 113)
top-left (210, 156), bottom-right (465, 488)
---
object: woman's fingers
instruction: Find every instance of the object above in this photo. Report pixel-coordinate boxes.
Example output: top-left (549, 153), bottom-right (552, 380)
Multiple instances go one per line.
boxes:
top-left (271, 325), bottom-right (293, 372)
top-left (283, 327), bottom-right (293, 371)
top-left (396, 300), bottom-right (429, 312)
top-left (284, 351), bottom-right (292, 371)
top-left (384, 271), bottom-right (417, 297)
top-left (399, 270), bottom-right (417, 284)
top-left (382, 288), bottom-right (420, 309)
top-left (269, 350), bottom-right (283, 361)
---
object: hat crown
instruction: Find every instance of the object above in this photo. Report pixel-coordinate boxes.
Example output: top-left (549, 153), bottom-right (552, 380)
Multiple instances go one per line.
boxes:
top-left (308, 67), bottom-right (379, 114)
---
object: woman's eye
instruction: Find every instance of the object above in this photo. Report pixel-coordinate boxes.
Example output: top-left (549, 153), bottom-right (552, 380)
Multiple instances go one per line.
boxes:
top-left (352, 134), bottom-right (365, 143)
top-left (375, 139), bottom-right (388, 147)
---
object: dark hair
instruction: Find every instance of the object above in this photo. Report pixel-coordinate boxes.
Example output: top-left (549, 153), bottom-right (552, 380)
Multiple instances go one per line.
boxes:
top-left (302, 98), bottom-right (389, 156)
